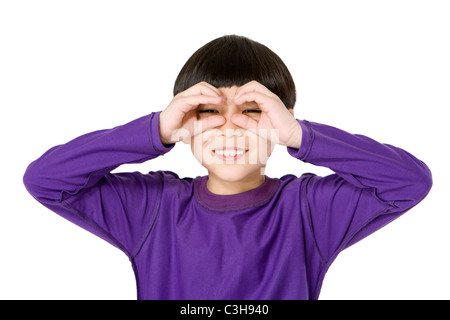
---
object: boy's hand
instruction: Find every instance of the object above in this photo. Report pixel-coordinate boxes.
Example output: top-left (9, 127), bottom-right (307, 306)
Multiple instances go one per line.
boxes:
top-left (232, 81), bottom-right (302, 149)
top-left (159, 82), bottom-right (226, 145)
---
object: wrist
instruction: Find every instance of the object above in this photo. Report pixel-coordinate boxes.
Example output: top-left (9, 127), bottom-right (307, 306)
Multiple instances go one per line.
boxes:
top-left (158, 111), bottom-right (172, 145)
top-left (287, 122), bottom-right (302, 149)
top-left (154, 111), bottom-right (175, 151)
top-left (159, 132), bottom-right (172, 146)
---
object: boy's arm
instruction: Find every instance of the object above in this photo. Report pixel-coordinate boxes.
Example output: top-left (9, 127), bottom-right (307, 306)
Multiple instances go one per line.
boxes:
top-left (288, 119), bottom-right (432, 263)
top-left (23, 112), bottom-right (174, 257)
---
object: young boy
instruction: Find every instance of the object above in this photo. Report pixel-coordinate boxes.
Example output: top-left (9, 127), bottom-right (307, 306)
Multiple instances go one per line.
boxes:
top-left (23, 35), bottom-right (432, 300)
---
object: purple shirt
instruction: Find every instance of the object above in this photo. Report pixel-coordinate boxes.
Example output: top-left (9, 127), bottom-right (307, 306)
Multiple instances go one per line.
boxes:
top-left (23, 112), bottom-right (432, 300)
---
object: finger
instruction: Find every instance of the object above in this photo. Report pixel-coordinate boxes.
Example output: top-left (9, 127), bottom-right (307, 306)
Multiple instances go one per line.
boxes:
top-left (182, 115), bottom-right (225, 141)
top-left (196, 115), bottom-right (226, 134)
top-left (182, 81), bottom-right (223, 99)
top-left (234, 80), bottom-right (274, 101)
top-left (233, 91), bottom-right (273, 112)
top-left (178, 94), bottom-right (224, 113)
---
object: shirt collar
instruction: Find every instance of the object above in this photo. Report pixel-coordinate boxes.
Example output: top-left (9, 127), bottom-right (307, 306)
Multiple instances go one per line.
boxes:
top-left (194, 175), bottom-right (279, 212)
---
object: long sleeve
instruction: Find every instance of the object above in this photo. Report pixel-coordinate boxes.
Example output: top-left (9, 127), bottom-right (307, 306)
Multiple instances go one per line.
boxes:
top-left (288, 120), bottom-right (432, 264)
top-left (23, 111), bottom-right (175, 258)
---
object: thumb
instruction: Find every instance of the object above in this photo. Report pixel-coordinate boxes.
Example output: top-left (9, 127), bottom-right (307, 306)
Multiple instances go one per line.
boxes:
top-left (192, 115), bottom-right (226, 136)
top-left (230, 114), bottom-right (258, 131)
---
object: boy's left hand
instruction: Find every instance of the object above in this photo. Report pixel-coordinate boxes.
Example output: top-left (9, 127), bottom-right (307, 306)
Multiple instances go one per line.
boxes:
top-left (232, 81), bottom-right (302, 149)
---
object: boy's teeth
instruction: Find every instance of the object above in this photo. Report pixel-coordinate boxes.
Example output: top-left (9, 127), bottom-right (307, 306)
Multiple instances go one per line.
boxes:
top-left (215, 149), bottom-right (245, 157)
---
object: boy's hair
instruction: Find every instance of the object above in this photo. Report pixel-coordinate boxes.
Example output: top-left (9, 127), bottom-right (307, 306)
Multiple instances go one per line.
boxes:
top-left (173, 35), bottom-right (296, 109)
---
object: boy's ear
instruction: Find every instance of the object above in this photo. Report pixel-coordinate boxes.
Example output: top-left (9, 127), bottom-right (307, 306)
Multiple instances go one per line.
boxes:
top-left (288, 108), bottom-right (295, 117)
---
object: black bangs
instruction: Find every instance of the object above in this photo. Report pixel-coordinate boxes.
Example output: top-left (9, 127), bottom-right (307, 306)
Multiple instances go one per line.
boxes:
top-left (173, 35), bottom-right (296, 109)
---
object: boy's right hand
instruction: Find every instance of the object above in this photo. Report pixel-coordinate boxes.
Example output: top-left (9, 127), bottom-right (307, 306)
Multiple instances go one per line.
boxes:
top-left (159, 82), bottom-right (226, 145)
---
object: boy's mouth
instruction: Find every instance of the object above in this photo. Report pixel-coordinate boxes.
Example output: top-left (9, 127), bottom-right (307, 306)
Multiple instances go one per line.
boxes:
top-left (212, 147), bottom-right (248, 162)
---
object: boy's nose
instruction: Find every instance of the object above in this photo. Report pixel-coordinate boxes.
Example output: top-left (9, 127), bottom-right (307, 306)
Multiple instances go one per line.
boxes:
top-left (217, 114), bottom-right (243, 137)
top-left (214, 86), bottom-right (244, 135)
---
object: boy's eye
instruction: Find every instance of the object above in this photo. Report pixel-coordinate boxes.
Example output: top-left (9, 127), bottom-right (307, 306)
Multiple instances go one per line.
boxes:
top-left (198, 109), bottom-right (219, 114)
top-left (197, 109), bottom-right (261, 115)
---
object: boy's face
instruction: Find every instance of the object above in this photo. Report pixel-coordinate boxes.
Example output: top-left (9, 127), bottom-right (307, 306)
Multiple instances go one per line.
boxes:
top-left (190, 86), bottom-right (276, 182)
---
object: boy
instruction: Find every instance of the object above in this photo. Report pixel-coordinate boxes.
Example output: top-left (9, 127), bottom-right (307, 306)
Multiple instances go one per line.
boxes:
top-left (23, 35), bottom-right (432, 300)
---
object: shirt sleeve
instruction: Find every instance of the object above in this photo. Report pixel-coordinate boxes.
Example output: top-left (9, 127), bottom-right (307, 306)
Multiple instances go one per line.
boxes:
top-left (23, 111), bottom-right (175, 258)
top-left (288, 119), bottom-right (432, 264)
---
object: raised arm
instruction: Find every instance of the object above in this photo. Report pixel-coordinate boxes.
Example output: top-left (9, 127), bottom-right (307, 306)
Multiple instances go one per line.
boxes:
top-left (289, 119), bottom-right (432, 262)
top-left (23, 112), bottom-right (174, 256)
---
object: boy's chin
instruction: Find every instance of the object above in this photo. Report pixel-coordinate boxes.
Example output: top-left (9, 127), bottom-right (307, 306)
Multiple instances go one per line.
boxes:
top-left (206, 165), bottom-right (265, 182)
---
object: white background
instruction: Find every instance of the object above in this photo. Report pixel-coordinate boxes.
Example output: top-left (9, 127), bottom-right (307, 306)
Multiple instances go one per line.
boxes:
top-left (1, 0), bottom-right (449, 300)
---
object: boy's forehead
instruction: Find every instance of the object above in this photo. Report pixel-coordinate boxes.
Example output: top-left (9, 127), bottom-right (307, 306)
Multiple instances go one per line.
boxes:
top-left (199, 86), bottom-right (259, 108)
top-left (218, 86), bottom-right (238, 94)
top-left (203, 86), bottom-right (234, 101)
top-left (198, 100), bottom-right (259, 109)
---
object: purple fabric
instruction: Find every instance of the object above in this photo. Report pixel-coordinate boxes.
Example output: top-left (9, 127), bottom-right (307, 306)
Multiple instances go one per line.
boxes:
top-left (23, 111), bottom-right (432, 299)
